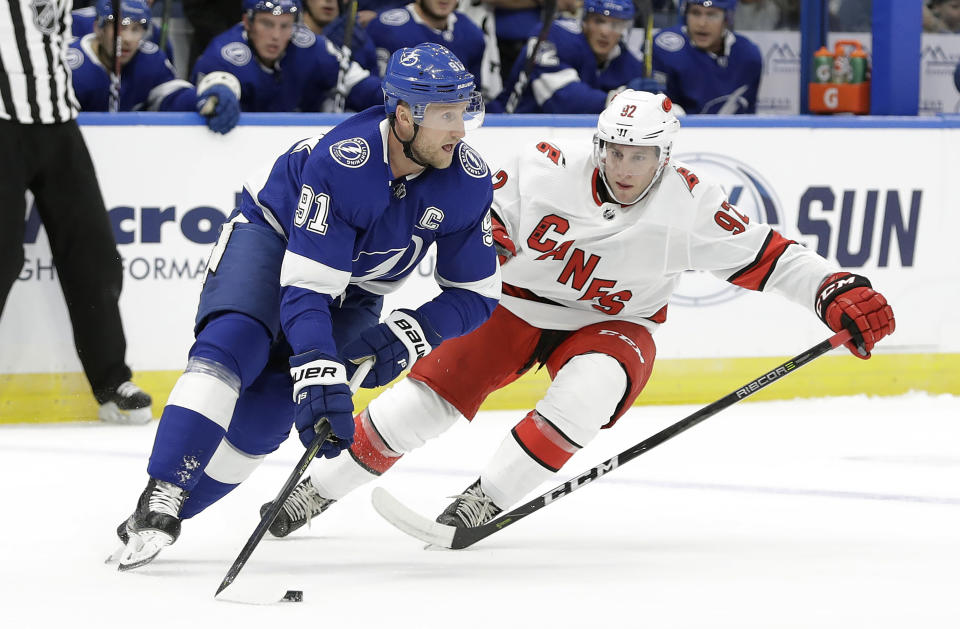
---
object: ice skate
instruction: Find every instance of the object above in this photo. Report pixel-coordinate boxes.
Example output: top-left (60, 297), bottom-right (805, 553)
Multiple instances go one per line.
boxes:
top-left (98, 381), bottom-right (152, 425)
top-left (435, 479), bottom-right (502, 528)
top-left (117, 479), bottom-right (186, 571)
top-left (261, 477), bottom-right (335, 538)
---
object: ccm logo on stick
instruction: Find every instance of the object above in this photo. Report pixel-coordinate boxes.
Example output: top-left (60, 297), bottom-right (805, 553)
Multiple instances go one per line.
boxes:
top-left (544, 459), bottom-right (619, 504)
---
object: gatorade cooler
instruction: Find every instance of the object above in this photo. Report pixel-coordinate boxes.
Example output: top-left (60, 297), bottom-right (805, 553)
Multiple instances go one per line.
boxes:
top-left (809, 40), bottom-right (870, 114)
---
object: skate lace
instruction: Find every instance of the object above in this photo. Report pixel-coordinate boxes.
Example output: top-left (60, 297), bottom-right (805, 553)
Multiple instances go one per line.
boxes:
top-left (149, 481), bottom-right (185, 517)
top-left (116, 381), bottom-right (142, 399)
top-left (282, 481), bottom-right (327, 525)
top-left (449, 486), bottom-right (500, 527)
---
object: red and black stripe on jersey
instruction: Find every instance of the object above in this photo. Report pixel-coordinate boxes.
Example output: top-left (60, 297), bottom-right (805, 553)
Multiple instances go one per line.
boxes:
top-left (726, 229), bottom-right (797, 291)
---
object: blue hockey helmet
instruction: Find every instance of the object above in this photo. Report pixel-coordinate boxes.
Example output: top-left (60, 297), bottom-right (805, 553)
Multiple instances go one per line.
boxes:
top-left (382, 43), bottom-right (484, 131)
top-left (679, 0), bottom-right (738, 22)
top-left (583, 0), bottom-right (636, 21)
top-left (243, 0), bottom-right (301, 18)
top-left (95, 0), bottom-right (150, 28)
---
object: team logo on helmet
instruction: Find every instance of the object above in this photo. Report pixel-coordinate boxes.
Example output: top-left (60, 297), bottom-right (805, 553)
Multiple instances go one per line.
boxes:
top-left (221, 42), bottom-right (252, 66)
top-left (458, 143), bottom-right (488, 179)
top-left (380, 8), bottom-right (410, 26)
top-left (399, 50), bottom-right (420, 66)
top-left (329, 138), bottom-right (370, 168)
top-left (671, 153), bottom-right (786, 307)
top-left (655, 31), bottom-right (685, 53)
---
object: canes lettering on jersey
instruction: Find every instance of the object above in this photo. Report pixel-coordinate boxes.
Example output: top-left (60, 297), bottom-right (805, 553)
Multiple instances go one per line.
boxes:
top-left (524, 214), bottom-right (633, 315)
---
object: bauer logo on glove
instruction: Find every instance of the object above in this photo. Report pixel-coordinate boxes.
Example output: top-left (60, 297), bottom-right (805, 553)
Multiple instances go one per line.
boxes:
top-left (342, 309), bottom-right (444, 388)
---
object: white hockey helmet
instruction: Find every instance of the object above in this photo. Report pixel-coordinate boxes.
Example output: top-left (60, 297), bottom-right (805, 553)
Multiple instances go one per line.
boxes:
top-left (593, 90), bottom-right (681, 204)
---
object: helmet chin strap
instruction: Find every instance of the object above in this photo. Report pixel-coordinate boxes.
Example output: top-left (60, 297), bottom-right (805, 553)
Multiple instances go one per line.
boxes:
top-left (389, 115), bottom-right (431, 168)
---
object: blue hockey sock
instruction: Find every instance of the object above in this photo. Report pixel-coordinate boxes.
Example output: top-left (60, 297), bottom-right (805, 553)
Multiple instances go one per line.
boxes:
top-left (179, 474), bottom-right (239, 519)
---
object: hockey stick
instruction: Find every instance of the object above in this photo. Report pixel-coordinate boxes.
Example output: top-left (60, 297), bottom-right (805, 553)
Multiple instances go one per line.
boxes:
top-left (215, 359), bottom-right (372, 598)
top-left (504, 0), bottom-right (559, 114)
top-left (332, 0), bottom-right (359, 114)
top-left (372, 329), bottom-right (853, 549)
top-left (642, 3), bottom-right (654, 78)
top-left (158, 0), bottom-right (172, 54)
top-left (108, 1), bottom-right (123, 112)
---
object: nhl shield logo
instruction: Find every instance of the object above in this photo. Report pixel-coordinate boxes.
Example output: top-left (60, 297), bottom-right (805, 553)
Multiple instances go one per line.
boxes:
top-left (330, 138), bottom-right (370, 168)
top-left (31, 0), bottom-right (57, 35)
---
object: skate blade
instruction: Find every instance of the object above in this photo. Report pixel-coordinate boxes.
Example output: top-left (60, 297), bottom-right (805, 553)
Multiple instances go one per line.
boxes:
top-left (117, 531), bottom-right (173, 571)
top-left (105, 544), bottom-right (125, 564)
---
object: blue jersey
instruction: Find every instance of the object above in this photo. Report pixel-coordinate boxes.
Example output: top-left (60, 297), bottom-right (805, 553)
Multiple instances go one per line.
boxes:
top-left (191, 23), bottom-right (382, 113)
top-left (358, 0), bottom-right (405, 11)
top-left (322, 14), bottom-right (379, 74)
top-left (366, 5), bottom-right (485, 90)
top-left (495, 19), bottom-right (645, 114)
top-left (652, 26), bottom-right (762, 115)
top-left (70, 6), bottom-right (176, 63)
top-left (494, 6), bottom-right (539, 41)
top-left (239, 106), bottom-right (500, 357)
top-left (66, 33), bottom-right (196, 111)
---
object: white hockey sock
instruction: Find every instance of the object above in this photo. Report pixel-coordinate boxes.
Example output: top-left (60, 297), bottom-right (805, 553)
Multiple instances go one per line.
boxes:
top-left (480, 430), bottom-right (557, 509)
top-left (308, 450), bottom-right (379, 501)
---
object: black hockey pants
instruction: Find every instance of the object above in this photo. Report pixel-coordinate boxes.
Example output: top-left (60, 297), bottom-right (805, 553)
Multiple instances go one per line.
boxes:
top-left (0, 118), bottom-right (132, 403)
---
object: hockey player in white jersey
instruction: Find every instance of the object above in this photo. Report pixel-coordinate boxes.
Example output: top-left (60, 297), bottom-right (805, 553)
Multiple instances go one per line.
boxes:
top-left (262, 90), bottom-right (895, 536)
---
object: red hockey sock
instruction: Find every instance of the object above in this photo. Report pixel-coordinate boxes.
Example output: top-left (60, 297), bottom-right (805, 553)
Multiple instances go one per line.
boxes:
top-left (348, 409), bottom-right (403, 475)
top-left (511, 410), bottom-right (579, 472)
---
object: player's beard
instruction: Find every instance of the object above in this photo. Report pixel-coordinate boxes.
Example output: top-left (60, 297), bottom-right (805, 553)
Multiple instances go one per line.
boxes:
top-left (410, 135), bottom-right (455, 170)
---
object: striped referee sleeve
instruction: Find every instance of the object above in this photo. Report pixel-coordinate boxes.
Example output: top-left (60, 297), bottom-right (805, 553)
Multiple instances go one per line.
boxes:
top-left (0, 0), bottom-right (79, 124)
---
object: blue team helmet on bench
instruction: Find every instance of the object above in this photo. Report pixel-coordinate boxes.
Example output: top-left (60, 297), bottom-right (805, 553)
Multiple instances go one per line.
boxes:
top-left (382, 43), bottom-right (485, 130)
top-left (243, 0), bottom-right (301, 18)
top-left (96, 0), bottom-right (151, 27)
top-left (679, 0), bottom-right (738, 21)
top-left (583, 0), bottom-right (636, 21)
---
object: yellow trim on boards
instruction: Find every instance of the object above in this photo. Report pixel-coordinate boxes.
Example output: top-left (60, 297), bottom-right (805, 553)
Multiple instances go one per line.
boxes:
top-left (0, 353), bottom-right (957, 424)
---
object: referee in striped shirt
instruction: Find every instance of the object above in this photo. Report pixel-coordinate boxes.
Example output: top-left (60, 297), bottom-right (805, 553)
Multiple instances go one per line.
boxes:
top-left (0, 0), bottom-right (152, 424)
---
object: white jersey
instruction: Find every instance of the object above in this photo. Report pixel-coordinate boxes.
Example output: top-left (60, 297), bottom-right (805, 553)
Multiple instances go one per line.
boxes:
top-left (492, 140), bottom-right (837, 332)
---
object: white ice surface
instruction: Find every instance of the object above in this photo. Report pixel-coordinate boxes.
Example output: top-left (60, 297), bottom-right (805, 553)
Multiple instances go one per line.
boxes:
top-left (1, 393), bottom-right (958, 628)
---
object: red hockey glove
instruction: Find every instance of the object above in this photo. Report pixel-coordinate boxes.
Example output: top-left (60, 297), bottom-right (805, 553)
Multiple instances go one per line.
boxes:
top-left (815, 272), bottom-right (895, 359)
top-left (492, 214), bottom-right (516, 265)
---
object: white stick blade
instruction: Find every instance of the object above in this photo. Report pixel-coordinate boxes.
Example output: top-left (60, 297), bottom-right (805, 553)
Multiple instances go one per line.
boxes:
top-left (371, 487), bottom-right (456, 548)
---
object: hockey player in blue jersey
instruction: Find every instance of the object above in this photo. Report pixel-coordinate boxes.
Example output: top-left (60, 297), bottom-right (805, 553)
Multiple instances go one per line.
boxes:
top-left (68, 0), bottom-right (240, 133)
top-left (71, 0), bottom-right (176, 63)
top-left (113, 43), bottom-right (500, 571)
top-left (191, 0), bottom-right (382, 112)
top-left (366, 0), bottom-right (486, 89)
top-left (302, 0), bottom-right (379, 74)
top-left (652, 0), bottom-right (762, 114)
top-left (493, 0), bottom-right (662, 114)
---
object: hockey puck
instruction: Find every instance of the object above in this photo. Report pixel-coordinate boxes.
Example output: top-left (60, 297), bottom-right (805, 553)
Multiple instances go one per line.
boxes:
top-left (281, 590), bottom-right (303, 603)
